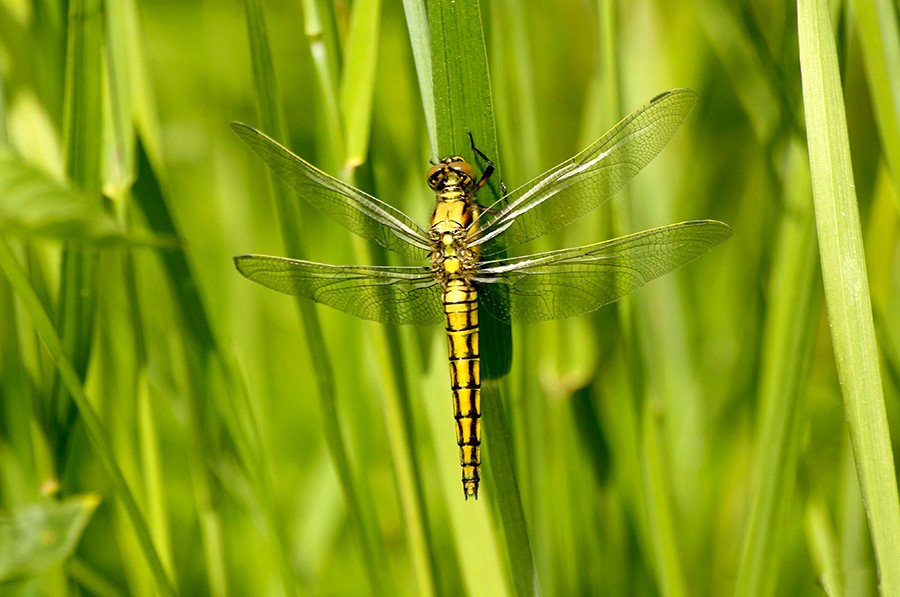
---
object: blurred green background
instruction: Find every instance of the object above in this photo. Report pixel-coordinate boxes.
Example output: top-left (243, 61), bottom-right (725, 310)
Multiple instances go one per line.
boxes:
top-left (1, 0), bottom-right (899, 595)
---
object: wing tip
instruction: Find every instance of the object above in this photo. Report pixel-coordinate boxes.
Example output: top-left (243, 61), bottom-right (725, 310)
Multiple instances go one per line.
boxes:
top-left (233, 254), bottom-right (253, 273)
top-left (651, 87), bottom-right (697, 107)
top-left (230, 121), bottom-right (253, 136)
top-left (705, 219), bottom-right (734, 242)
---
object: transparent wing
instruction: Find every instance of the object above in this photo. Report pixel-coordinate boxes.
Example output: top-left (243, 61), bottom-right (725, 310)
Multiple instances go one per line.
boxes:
top-left (471, 89), bottom-right (697, 256)
top-left (474, 220), bottom-right (732, 323)
top-left (232, 123), bottom-right (431, 260)
top-left (234, 255), bottom-right (444, 325)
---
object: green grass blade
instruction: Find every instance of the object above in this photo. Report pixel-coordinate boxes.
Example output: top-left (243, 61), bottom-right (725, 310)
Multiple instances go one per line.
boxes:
top-left (852, 0), bottom-right (900, 198)
top-left (735, 141), bottom-right (820, 597)
top-left (130, 141), bottom-right (231, 595)
top-left (308, 3), bottom-right (437, 594)
top-left (401, 0), bottom-right (435, 153)
top-left (242, 0), bottom-right (288, 137)
top-left (340, 0), bottom-right (381, 168)
top-left (805, 498), bottom-right (843, 597)
top-left (641, 402), bottom-right (685, 597)
top-left (0, 238), bottom-right (176, 597)
top-left (51, 0), bottom-right (104, 450)
top-left (102, 0), bottom-right (136, 200)
top-left (336, 16), bottom-right (441, 576)
top-left (429, 1), bottom-right (536, 594)
top-left (429, 0), bottom-right (498, 163)
top-left (368, 326), bottom-right (439, 597)
top-left (62, 0), bottom-right (102, 192)
top-left (482, 381), bottom-right (540, 597)
top-left (300, 0), bottom-right (344, 171)
top-left (131, 142), bottom-right (217, 351)
top-left (430, 0), bottom-right (510, 380)
top-left (838, 443), bottom-right (879, 595)
top-left (798, 0), bottom-right (900, 590)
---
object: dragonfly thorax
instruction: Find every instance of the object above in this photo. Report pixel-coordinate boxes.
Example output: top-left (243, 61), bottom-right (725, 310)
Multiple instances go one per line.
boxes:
top-left (428, 155), bottom-right (481, 286)
top-left (430, 224), bottom-right (478, 283)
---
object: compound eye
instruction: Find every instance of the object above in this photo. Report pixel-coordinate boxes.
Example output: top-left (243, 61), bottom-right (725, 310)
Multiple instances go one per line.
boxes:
top-left (426, 163), bottom-right (445, 190)
top-left (450, 160), bottom-right (476, 183)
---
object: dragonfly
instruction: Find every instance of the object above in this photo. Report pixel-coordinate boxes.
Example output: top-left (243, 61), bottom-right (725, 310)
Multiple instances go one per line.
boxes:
top-left (232, 88), bottom-right (732, 500)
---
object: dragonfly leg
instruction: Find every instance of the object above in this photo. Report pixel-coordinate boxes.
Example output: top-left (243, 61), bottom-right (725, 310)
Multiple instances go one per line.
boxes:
top-left (466, 132), bottom-right (507, 197)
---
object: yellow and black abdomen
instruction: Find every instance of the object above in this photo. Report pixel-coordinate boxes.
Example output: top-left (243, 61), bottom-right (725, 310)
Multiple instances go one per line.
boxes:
top-left (443, 279), bottom-right (481, 499)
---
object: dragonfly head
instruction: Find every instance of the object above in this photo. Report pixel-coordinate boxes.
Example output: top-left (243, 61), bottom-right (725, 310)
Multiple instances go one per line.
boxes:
top-left (427, 157), bottom-right (477, 193)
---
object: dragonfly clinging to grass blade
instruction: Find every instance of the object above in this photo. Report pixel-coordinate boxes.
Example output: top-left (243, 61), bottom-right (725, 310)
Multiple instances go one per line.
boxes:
top-left (232, 88), bottom-right (732, 500)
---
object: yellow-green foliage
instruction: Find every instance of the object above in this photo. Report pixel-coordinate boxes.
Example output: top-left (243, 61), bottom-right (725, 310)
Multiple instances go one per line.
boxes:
top-left (0, 0), bottom-right (898, 595)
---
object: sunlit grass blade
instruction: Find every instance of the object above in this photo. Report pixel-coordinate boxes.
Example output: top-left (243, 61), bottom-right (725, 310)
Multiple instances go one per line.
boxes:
top-left (400, 0), bottom-right (435, 153)
top-left (300, 0), bottom-right (344, 171)
top-left (311, 1), bottom-right (441, 593)
top-left (418, 354), bottom-right (506, 596)
top-left (102, 0), bottom-right (136, 200)
top-left (340, 0), bottom-right (380, 168)
top-left (798, 0), bottom-right (900, 591)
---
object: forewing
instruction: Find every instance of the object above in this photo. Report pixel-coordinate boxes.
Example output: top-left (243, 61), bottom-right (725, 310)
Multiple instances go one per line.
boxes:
top-left (474, 220), bottom-right (732, 323)
top-left (232, 123), bottom-right (430, 260)
top-left (471, 89), bottom-right (697, 255)
top-left (234, 255), bottom-right (444, 326)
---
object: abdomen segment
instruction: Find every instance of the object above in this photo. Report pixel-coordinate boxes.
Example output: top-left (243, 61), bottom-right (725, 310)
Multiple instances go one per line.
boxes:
top-left (443, 279), bottom-right (481, 499)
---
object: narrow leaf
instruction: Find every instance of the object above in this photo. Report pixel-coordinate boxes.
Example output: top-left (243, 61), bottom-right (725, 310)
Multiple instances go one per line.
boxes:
top-left (798, 0), bottom-right (900, 590)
